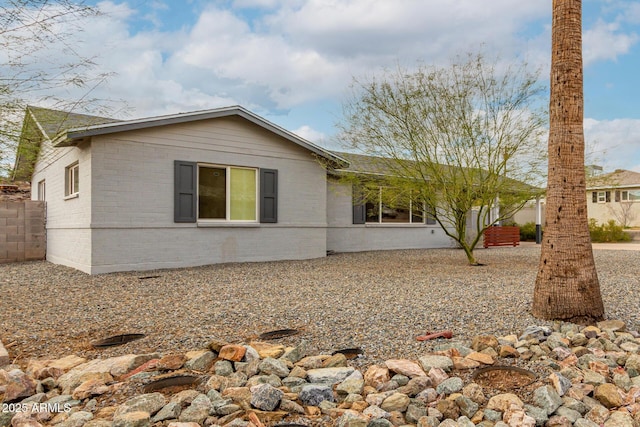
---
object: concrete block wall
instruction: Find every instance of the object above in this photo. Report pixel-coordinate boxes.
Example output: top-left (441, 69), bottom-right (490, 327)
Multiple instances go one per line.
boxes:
top-left (0, 201), bottom-right (46, 263)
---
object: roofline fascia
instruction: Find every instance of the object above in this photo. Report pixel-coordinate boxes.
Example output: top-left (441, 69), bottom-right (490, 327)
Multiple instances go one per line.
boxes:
top-left (50, 105), bottom-right (347, 165)
top-left (587, 184), bottom-right (640, 191)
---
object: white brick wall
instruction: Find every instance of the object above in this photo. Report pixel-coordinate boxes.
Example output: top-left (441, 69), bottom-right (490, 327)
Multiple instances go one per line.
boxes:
top-left (32, 138), bottom-right (92, 270)
top-left (326, 181), bottom-right (456, 252)
top-left (84, 117), bottom-right (327, 272)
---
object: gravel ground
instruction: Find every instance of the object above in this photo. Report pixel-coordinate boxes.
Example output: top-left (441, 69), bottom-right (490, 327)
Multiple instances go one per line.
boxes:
top-left (1, 245), bottom-right (639, 368)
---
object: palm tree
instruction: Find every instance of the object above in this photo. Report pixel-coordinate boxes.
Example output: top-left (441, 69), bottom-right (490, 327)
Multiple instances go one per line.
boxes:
top-left (532, 0), bottom-right (604, 321)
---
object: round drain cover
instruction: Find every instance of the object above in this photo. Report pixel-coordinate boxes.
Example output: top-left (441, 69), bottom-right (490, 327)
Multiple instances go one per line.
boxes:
top-left (472, 366), bottom-right (537, 390)
top-left (258, 329), bottom-right (299, 340)
top-left (92, 333), bottom-right (146, 348)
top-left (143, 375), bottom-right (202, 393)
top-left (332, 348), bottom-right (364, 359)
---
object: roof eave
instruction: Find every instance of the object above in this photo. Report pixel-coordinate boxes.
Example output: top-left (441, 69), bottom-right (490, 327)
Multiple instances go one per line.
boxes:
top-left (51, 106), bottom-right (346, 164)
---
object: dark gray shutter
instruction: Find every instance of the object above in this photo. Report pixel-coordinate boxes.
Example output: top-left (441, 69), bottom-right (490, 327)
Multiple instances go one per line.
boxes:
top-left (352, 186), bottom-right (366, 224)
top-left (174, 160), bottom-right (197, 223)
top-left (260, 169), bottom-right (278, 223)
top-left (605, 191), bottom-right (611, 203)
top-left (592, 192), bottom-right (597, 203)
top-left (615, 191), bottom-right (620, 202)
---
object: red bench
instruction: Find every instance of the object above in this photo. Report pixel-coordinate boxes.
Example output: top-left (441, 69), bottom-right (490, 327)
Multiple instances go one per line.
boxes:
top-left (483, 226), bottom-right (520, 248)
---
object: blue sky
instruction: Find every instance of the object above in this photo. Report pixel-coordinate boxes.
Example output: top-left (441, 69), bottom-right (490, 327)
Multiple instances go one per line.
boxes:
top-left (21, 0), bottom-right (640, 171)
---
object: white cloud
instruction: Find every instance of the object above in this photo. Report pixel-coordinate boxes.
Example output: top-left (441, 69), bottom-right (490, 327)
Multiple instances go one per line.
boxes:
top-left (292, 125), bottom-right (325, 143)
top-left (584, 118), bottom-right (640, 172)
top-left (583, 19), bottom-right (638, 65)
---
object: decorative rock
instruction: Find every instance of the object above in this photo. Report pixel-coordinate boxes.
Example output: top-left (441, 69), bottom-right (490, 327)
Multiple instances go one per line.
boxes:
top-left (156, 354), bottom-right (186, 370)
top-left (545, 415), bottom-right (572, 427)
top-left (178, 395), bottom-right (211, 423)
top-left (335, 409), bottom-right (368, 427)
top-left (57, 411), bottom-right (93, 427)
top-left (306, 367), bottom-right (354, 385)
top-left (48, 355), bottom-right (87, 372)
top-left (3, 369), bottom-right (37, 401)
top-left (549, 372), bottom-right (572, 396)
top-left (574, 420), bottom-right (600, 427)
top-left (249, 342), bottom-right (285, 359)
top-left (524, 404), bottom-right (549, 426)
top-left (555, 406), bottom-right (581, 423)
top-left (280, 398), bottom-right (305, 414)
top-left (213, 360), bottom-right (234, 377)
top-left (249, 383), bottom-right (283, 411)
top-left (184, 350), bottom-right (215, 371)
top-left (113, 393), bottom-right (166, 419)
top-left (418, 355), bottom-right (453, 373)
top-left (112, 411), bottom-right (151, 427)
top-left (337, 378), bottom-right (365, 395)
top-left (465, 351), bottom-right (495, 365)
top-left (594, 383), bottom-right (624, 408)
top-left (258, 357), bottom-right (290, 378)
top-left (364, 365), bottom-right (390, 390)
top-left (487, 393), bottom-right (524, 412)
top-left (427, 367), bottom-right (449, 386)
top-left (299, 384), bottom-right (334, 406)
top-left (452, 356), bottom-right (480, 370)
top-left (322, 353), bottom-right (348, 368)
top-left (504, 404), bottom-right (536, 427)
top-left (218, 344), bottom-right (246, 362)
top-left (471, 335), bottom-right (500, 352)
top-left (585, 404), bottom-right (611, 424)
top-left (396, 376), bottom-right (431, 396)
top-left (498, 345), bottom-right (520, 358)
top-left (455, 395), bottom-right (479, 419)
top-left (603, 411), bottom-right (634, 426)
top-left (379, 393), bottom-right (410, 413)
top-left (435, 377), bottom-right (463, 395)
top-left (405, 404), bottom-right (427, 424)
top-left (72, 378), bottom-right (110, 400)
top-left (597, 320), bottom-right (626, 332)
top-left (462, 383), bottom-right (486, 405)
top-left (151, 402), bottom-right (181, 423)
top-left (384, 359), bottom-right (426, 378)
top-left (435, 399), bottom-right (459, 420)
top-left (533, 385), bottom-right (563, 415)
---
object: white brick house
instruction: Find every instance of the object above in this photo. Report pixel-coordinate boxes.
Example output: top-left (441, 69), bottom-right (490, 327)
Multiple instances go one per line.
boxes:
top-left (14, 106), bottom-right (455, 273)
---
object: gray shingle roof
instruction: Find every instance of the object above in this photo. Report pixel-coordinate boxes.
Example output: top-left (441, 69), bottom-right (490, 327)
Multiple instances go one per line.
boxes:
top-left (587, 169), bottom-right (640, 189)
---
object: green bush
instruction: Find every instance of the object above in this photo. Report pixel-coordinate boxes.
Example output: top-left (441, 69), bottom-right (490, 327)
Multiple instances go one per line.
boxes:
top-left (589, 219), bottom-right (632, 243)
top-left (518, 222), bottom-right (539, 241)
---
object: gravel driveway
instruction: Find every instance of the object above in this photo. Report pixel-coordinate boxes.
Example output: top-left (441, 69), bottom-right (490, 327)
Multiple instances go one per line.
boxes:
top-left (1, 245), bottom-right (638, 367)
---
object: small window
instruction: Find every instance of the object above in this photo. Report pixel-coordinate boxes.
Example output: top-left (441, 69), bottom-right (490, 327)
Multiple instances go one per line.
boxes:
top-left (65, 162), bottom-right (79, 197)
top-left (37, 180), bottom-right (46, 201)
top-left (597, 191), bottom-right (610, 203)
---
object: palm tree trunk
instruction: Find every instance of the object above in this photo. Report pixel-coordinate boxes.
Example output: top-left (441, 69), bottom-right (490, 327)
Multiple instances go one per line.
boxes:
top-left (532, 0), bottom-right (605, 321)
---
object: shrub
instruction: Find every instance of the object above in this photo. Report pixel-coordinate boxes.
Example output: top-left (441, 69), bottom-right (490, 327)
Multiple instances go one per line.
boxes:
top-left (518, 222), bottom-right (539, 241)
top-left (589, 219), bottom-right (632, 243)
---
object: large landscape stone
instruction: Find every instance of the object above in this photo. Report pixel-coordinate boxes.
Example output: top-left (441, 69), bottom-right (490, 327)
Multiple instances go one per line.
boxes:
top-left (250, 383), bottom-right (283, 411)
top-left (306, 367), bottom-right (355, 384)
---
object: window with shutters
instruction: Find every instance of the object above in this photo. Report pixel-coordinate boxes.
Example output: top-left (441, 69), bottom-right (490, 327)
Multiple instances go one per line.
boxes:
top-left (199, 165), bottom-right (257, 222)
top-left (174, 160), bottom-right (277, 224)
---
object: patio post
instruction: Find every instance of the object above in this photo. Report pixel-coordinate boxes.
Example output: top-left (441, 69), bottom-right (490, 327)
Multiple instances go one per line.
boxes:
top-left (535, 195), bottom-right (542, 244)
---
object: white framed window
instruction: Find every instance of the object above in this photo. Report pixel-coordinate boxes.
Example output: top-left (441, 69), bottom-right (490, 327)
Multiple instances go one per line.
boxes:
top-left (65, 162), bottom-right (79, 197)
top-left (37, 180), bottom-right (45, 201)
top-left (597, 191), bottom-right (606, 203)
top-left (365, 187), bottom-right (428, 224)
top-left (198, 164), bottom-right (258, 222)
top-left (621, 190), bottom-right (640, 202)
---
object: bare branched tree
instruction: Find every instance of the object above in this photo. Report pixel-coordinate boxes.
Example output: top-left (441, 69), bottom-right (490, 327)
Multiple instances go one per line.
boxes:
top-left (338, 54), bottom-right (547, 265)
top-left (1, 0), bottom-right (116, 176)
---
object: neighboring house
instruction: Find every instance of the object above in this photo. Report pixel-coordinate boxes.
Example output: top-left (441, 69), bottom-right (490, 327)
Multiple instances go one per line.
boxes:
top-left (14, 105), bottom-right (456, 274)
top-left (587, 169), bottom-right (640, 228)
